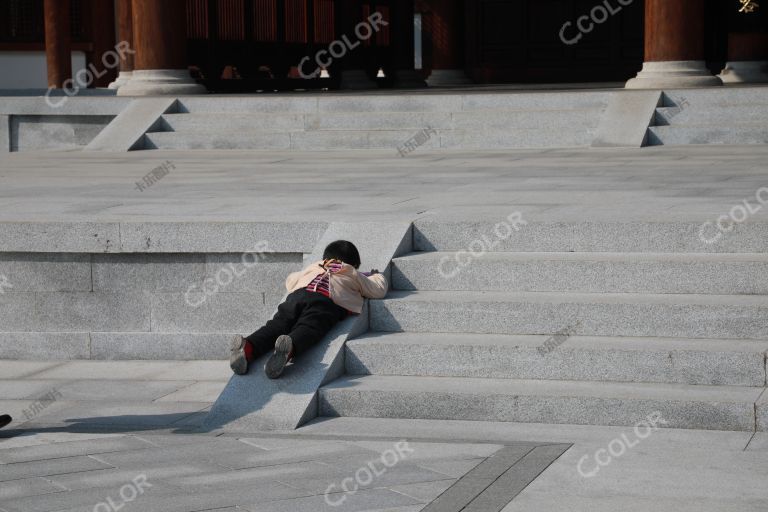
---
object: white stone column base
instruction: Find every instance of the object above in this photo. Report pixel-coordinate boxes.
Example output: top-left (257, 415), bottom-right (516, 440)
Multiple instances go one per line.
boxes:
top-left (718, 61), bottom-right (768, 84)
top-left (339, 70), bottom-right (377, 90)
top-left (626, 61), bottom-right (722, 89)
top-left (426, 69), bottom-right (472, 87)
top-left (117, 69), bottom-right (206, 96)
top-left (108, 71), bottom-right (133, 90)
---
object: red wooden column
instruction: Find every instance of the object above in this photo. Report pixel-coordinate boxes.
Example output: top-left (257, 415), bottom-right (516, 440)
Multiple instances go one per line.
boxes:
top-left (44, 0), bottom-right (72, 88)
top-left (109, 0), bottom-right (135, 89)
top-left (89, 0), bottom-right (117, 87)
top-left (118, 0), bottom-right (205, 95)
top-left (626, 0), bottom-right (721, 88)
top-left (719, 32), bottom-right (768, 83)
top-left (424, 0), bottom-right (470, 86)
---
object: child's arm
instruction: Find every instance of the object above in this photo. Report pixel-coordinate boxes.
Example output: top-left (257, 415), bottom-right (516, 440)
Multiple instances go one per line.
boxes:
top-left (357, 271), bottom-right (388, 299)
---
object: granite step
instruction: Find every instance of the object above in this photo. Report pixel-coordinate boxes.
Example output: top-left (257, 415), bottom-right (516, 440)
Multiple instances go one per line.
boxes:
top-left (144, 131), bottom-right (291, 150)
top-left (369, 291), bottom-right (768, 340)
top-left (391, 251), bottom-right (768, 294)
top-left (654, 105), bottom-right (768, 126)
top-left (144, 130), bottom-right (443, 151)
top-left (413, 220), bottom-right (768, 253)
top-left (159, 113), bottom-right (306, 133)
top-left (159, 109), bottom-right (597, 132)
top-left (345, 332), bottom-right (768, 386)
top-left (318, 374), bottom-right (763, 430)
top-left (176, 91), bottom-right (609, 114)
top-left (648, 125), bottom-right (768, 146)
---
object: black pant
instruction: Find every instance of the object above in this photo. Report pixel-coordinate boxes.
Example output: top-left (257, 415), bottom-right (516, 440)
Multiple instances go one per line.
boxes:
top-left (246, 289), bottom-right (349, 358)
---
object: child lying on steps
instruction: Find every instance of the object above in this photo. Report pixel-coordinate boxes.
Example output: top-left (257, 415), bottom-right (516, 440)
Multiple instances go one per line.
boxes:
top-left (230, 240), bottom-right (388, 379)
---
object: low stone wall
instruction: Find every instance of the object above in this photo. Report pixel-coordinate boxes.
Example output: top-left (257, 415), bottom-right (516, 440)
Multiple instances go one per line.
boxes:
top-left (0, 96), bottom-right (130, 153)
top-left (0, 251), bottom-right (304, 360)
top-left (10, 115), bottom-right (115, 151)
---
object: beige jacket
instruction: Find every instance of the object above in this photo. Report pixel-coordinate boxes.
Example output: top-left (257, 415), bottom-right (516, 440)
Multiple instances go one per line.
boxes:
top-left (285, 260), bottom-right (388, 314)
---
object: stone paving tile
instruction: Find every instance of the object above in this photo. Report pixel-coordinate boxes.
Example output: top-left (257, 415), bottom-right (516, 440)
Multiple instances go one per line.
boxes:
top-left (352, 441), bottom-right (504, 462)
top-left (54, 379), bottom-right (196, 402)
top-left (415, 459), bottom-right (485, 479)
top-left (525, 446), bottom-right (768, 502)
top-left (0, 477), bottom-right (66, 501)
top-left (242, 487), bottom-right (423, 512)
top-left (0, 455), bottom-right (113, 482)
top-left (30, 361), bottom-right (184, 381)
top-left (47, 463), bottom-right (226, 491)
top-left (0, 480), bottom-right (182, 512)
top-left (169, 409), bottom-right (212, 427)
top-left (389, 480), bottom-right (455, 503)
top-left (222, 441), bottom-right (382, 470)
top-left (238, 436), bottom-right (331, 451)
top-left (21, 401), bottom-right (211, 429)
top-left (154, 381), bottom-right (228, 402)
top-left (50, 480), bottom-right (310, 512)
top-left (0, 435), bottom-right (154, 463)
top-left (0, 433), bottom-right (128, 451)
top-left (163, 461), bottom-right (340, 491)
top-left (0, 380), bottom-right (62, 400)
top-left (500, 494), bottom-right (768, 512)
top-left (0, 362), bottom-right (63, 380)
top-left (159, 361), bottom-right (233, 381)
top-left (132, 433), bottom-right (217, 447)
top-left (90, 437), bottom-right (264, 468)
top-left (363, 507), bottom-right (424, 512)
top-left (285, 461), bottom-right (454, 495)
top-left (0, 400), bottom-right (74, 430)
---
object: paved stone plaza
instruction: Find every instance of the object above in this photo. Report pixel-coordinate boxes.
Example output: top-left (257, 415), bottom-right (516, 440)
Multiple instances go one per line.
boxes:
top-left (2, 144), bottom-right (768, 510)
top-left (0, 361), bottom-right (767, 511)
top-left (2, 144), bottom-right (768, 224)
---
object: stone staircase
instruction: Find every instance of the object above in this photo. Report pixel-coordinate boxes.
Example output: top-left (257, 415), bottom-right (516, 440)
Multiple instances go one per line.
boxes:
top-left (141, 92), bottom-right (610, 151)
top-left (318, 220), bottom-right (768, 431)
top-left (648, 88), bottom-right (768, 146)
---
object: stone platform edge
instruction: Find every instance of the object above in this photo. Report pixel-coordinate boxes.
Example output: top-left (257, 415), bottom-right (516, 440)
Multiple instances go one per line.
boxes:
top-left (0, 221), bottom-right (328, 253)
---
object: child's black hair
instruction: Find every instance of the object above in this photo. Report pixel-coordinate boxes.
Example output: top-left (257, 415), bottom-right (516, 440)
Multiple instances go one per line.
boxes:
top-left (323, 240), bottom-right (361, 269)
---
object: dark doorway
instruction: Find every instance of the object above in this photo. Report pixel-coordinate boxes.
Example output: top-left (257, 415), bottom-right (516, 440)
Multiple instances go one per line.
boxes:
top-left (185, 0), bottom-right (406, 92)
top-left (465, 0), bottom-right (644, 83)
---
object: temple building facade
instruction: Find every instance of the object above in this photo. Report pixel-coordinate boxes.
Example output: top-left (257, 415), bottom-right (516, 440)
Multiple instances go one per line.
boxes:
top-left (0, 0), bottom-right (766, 93)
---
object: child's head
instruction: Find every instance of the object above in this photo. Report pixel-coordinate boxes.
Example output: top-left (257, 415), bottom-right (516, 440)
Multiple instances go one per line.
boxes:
top-left (323, 240), bottom-right (361, 269)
